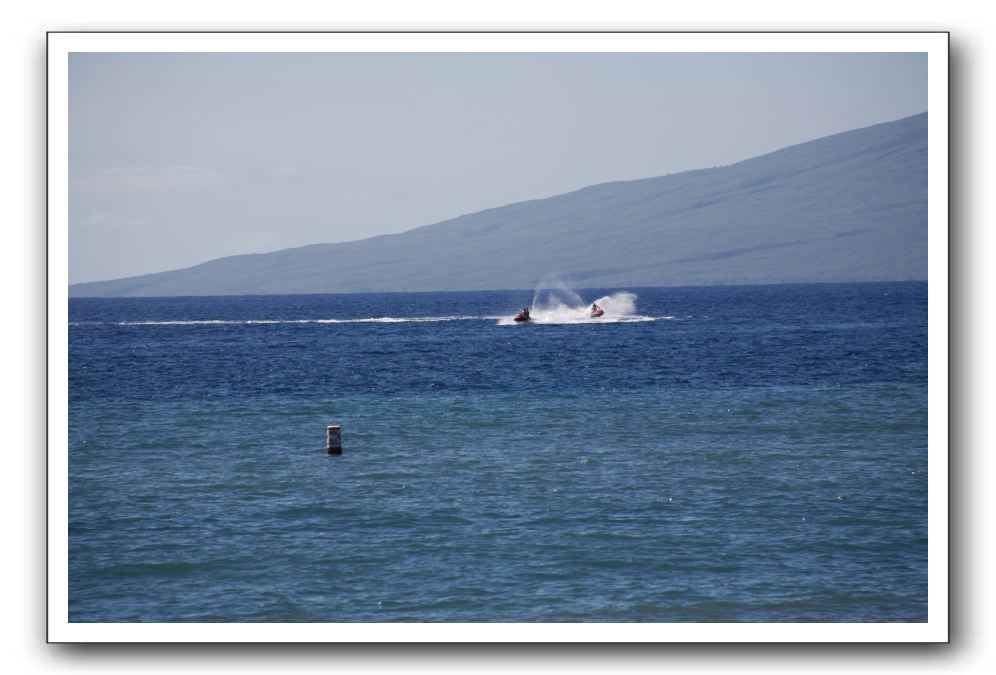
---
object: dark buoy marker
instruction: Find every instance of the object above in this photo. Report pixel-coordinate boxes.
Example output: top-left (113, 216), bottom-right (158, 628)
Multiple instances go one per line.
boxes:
top-left (326, 424), bottom-right (342, 455)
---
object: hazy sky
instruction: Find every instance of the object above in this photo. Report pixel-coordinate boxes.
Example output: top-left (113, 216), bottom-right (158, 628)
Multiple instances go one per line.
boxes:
top-left (69, 52), bottom-right (927, 284)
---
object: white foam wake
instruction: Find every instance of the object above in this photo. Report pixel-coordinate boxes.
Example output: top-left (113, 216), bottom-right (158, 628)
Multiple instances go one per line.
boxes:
top-left (68, 306), bottom-right (674, 327)
top-left (497, 287), bottom-right (658, 325)
top-left (68, 316), bottom-right (480, 326)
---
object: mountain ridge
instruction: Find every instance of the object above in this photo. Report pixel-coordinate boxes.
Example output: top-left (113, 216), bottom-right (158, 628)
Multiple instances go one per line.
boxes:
top-left (70, 112), bottom-right (928, 297)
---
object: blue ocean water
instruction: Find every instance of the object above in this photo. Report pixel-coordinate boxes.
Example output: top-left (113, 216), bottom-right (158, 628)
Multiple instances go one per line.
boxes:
top-left (67, 283), bottom-right (928, 623)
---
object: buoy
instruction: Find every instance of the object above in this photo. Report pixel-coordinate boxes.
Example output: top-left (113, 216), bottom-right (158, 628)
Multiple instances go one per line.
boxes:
top-left (326, 424), bottom-right (342, 455)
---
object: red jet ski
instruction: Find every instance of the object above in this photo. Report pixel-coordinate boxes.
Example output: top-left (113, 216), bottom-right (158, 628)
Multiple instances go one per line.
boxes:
top-left (513, 308), bottom-right (531, 322)
top-left (590, 304), bottom-right (604, 318)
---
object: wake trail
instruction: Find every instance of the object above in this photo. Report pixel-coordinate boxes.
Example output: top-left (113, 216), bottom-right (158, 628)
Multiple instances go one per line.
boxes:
top-left (70, 316), bottom-right (481, 326)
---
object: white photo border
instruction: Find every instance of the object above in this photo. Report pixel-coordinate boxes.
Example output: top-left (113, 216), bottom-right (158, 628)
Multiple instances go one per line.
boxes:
top-left (48, 31), bottom-right (949, 643)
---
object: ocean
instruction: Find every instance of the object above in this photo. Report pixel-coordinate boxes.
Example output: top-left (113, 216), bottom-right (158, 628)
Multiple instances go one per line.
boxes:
top-left (67, 282), bottom-right (928, 623)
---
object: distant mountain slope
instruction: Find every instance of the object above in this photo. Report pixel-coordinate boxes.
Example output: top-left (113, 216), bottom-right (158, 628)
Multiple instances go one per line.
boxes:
top-left (70, 113), bottom-right (927, 297)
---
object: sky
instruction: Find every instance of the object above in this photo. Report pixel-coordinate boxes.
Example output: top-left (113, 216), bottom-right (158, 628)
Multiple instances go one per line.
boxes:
top-left (68, 51), bottom-right (927, 284)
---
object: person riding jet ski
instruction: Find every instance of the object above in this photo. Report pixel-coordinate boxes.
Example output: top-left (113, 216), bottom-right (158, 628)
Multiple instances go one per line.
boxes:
top-left (590, 303), bottom-right (604, 318)
top-left (514, 307), bottom-right (531, 322)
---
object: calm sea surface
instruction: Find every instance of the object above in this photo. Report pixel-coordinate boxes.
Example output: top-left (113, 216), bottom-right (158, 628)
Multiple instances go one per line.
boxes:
top-left (68, 283), bottom-right (928, 622)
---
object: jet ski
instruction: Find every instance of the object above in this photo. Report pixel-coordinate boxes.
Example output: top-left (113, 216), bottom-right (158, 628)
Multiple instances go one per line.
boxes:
top-left (590, 305), bottom-right (605, 318)
top-left (513, 309), bottom-right (531, 322)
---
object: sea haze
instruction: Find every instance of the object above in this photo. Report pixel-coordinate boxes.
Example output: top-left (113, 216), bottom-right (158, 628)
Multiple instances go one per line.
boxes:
top-left (68, 283), bottom-right (927, 622)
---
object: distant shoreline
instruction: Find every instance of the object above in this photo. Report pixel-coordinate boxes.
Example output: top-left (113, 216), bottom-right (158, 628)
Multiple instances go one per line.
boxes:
top-left (68, 279), bottom-right (928, 301)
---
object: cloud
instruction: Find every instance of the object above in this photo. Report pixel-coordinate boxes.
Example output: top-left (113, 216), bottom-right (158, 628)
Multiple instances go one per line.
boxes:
top-left (70, 166), bottom-right (228, 194)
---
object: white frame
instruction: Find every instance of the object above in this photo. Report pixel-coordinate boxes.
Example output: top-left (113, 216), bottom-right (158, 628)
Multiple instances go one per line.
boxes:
top-left (48, 31), bottom-right (949, 643)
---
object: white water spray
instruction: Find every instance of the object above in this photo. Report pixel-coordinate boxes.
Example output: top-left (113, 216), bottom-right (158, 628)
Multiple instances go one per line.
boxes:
top-left (499, 280), bottom-right (655, 325)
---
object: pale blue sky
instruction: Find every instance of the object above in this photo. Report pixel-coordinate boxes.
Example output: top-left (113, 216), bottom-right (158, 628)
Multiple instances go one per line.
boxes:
top-left (69, 52), bottom-right (927, 284)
